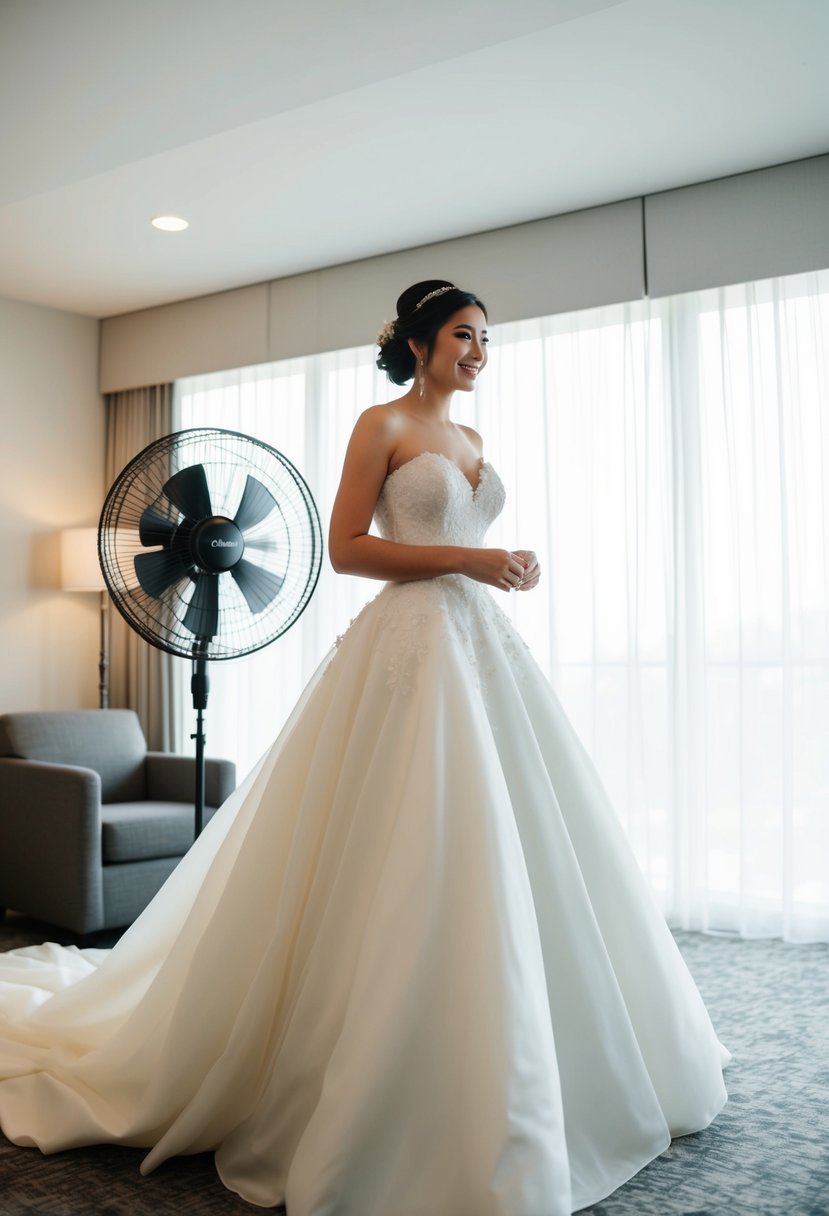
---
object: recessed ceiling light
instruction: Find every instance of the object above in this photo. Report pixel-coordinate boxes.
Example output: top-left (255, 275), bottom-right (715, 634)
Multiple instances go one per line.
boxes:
top-left (151, 215), bottom-right (189, 232)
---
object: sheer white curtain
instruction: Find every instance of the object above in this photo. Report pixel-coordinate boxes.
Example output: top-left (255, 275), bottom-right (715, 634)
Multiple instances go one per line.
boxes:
top-left (175, 267), bottom-right (829, 942)
top-left (174, 352), bottom-right (397, 778)
top-left (677, 275), bottom-right (829, 942)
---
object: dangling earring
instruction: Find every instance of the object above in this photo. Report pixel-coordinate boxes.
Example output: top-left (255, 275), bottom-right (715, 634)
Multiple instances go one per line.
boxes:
top-left (418, 358), bottom-right (425, 399)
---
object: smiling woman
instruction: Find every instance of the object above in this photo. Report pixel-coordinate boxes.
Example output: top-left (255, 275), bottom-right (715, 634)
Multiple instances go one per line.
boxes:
top-left (327, 281), bottom-right (520, 588)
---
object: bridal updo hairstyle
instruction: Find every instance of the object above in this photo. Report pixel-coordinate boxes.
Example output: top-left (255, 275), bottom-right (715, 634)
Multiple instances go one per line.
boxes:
top-left (376, 279), bottom-right (488, 386)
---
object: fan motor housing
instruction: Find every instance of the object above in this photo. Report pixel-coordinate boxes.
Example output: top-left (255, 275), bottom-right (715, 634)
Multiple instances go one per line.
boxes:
top-left (191, 517), bottom-right (245, 572)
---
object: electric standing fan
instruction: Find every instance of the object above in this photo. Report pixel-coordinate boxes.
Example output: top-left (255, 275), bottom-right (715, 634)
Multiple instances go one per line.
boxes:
top-left (98, 427), bottom-right (323, 836)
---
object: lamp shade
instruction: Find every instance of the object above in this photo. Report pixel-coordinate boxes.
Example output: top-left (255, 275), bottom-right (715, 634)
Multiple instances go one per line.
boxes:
top-left (60, 527), bottom-right (105, 592)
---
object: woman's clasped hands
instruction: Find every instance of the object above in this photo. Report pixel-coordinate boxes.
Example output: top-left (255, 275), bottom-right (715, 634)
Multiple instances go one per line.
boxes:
top-left (463, 548), bottom-right (540, 593)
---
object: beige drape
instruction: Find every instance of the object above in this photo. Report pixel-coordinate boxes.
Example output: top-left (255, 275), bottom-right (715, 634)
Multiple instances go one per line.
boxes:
top-left (104, 384), bottom-right (177, 751)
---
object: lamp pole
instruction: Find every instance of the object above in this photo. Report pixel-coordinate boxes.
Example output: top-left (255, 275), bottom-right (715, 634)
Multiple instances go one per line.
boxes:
top-left (60, 527), bottom-right (110, 709)
top-left (98, 590), bottom-right (110, 709)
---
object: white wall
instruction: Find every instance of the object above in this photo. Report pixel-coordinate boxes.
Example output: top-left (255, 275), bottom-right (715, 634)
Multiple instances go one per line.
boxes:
top-left (0, 297), bottom-right (103, 711)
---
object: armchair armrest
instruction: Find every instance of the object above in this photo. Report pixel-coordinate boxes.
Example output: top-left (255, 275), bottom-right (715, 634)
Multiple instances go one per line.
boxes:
top-left (145, 753), bottom-right (236, 808)
top-left (0, 758), bottom-right (104, 933)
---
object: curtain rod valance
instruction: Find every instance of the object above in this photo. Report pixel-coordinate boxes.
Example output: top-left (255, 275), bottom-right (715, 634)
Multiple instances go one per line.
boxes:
top-left (100, 154), bottom-right (829, 394)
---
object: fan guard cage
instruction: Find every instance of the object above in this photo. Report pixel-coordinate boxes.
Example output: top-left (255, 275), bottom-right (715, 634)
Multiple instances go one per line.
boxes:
top-left (99, 428), bottom-right (323, 660)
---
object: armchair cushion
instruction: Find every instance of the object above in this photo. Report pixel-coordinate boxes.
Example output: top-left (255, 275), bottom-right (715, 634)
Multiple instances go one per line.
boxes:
top-left (102, 802), bottom-right (219, 863)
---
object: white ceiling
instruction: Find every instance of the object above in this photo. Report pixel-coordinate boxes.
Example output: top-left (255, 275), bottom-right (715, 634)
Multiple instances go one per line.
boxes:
top-left (1, 0), bottom-right (827, 319)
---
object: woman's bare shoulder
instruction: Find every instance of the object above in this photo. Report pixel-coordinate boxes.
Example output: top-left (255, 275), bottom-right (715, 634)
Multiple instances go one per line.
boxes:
top-left (354, 401), bottom-right (411, 437)
top-left (457, 423), bottom-right (484, 456)
top-left (342, 404), bottom-right (412, 474)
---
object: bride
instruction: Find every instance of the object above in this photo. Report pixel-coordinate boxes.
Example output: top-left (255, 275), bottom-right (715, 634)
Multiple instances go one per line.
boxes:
top-left (0, 280), bottom-right (728, 1216)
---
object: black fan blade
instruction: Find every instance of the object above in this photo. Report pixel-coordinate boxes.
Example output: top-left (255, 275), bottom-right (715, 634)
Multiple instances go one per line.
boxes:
top-left (182, 574), bottom-right (220, 639)
top-left (139, 507), bottom-right (177, 547)
top-left (135, 550), bottom-right (187, 599)
top-left (231, 559), bottom-right (284, 614)
top-left (233, 474), bottom-right (278, 533)
top-left (163, 464), bottom-right (213, 520)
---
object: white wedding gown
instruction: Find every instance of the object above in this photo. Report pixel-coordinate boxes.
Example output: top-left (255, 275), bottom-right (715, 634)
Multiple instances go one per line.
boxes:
top-left (0, 453), bottom-right (728, 1215)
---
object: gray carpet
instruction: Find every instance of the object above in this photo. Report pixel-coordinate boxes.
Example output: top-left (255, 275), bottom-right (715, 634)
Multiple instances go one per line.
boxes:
top-left (0, 914), bottom-right (826, 1216)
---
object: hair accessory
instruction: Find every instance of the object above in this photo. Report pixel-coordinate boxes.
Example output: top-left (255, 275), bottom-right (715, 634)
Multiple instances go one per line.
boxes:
top-left (414, 284), bottom-right (457, 311)
top-left (376, 319), bottom-right (396, 347)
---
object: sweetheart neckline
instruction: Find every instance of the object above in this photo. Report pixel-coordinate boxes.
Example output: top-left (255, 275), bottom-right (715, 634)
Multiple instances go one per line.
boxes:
top-left (384, 451), bottom-right (490, 495)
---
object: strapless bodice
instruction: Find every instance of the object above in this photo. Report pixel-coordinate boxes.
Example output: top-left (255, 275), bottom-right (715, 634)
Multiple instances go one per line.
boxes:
top-left (374, 451), bottom-right (505, 548)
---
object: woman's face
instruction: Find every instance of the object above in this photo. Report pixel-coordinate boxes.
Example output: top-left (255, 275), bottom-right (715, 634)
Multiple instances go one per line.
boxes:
top-left (424, 305), bottom-right (489, 393)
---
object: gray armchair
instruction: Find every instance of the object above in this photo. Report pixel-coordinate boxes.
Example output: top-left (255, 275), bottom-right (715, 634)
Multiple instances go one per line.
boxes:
top-left (0, 709), bottom-right (235, 935)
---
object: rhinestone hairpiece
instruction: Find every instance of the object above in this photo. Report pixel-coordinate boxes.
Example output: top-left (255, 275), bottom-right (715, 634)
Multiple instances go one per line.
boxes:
top-left (414, 285), bottom-right (457, 310)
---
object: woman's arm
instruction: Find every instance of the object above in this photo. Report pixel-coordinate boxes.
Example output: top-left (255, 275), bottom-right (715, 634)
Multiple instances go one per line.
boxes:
top-left (328, 409), bottom-right (527, 592)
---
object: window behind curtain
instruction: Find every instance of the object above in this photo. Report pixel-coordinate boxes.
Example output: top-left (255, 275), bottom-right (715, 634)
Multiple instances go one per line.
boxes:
top-left (175, 270), bottom-right (829, 941)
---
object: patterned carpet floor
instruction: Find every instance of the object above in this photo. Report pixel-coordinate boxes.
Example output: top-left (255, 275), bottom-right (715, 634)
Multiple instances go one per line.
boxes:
top-left (0, 915), bottom-right (826, 1216)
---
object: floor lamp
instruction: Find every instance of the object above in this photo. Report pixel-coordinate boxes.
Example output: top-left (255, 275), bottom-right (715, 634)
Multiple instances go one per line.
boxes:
top-left (60, 527), bottom-right (109, 709)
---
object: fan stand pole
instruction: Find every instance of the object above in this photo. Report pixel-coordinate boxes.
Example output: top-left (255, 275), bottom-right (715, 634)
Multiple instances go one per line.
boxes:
top-left (190, 648), bottom-right (210, 838)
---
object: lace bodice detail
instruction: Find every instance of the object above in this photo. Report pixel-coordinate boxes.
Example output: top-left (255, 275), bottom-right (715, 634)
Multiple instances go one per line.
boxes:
top-left (374, 451), bottom-right (505, 546)
top-left (341, 450), bottom-right (530, 696)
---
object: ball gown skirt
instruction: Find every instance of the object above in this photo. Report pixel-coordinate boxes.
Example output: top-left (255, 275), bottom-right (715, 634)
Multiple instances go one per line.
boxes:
top-left (0, 453), bottom-right (729, 1215)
